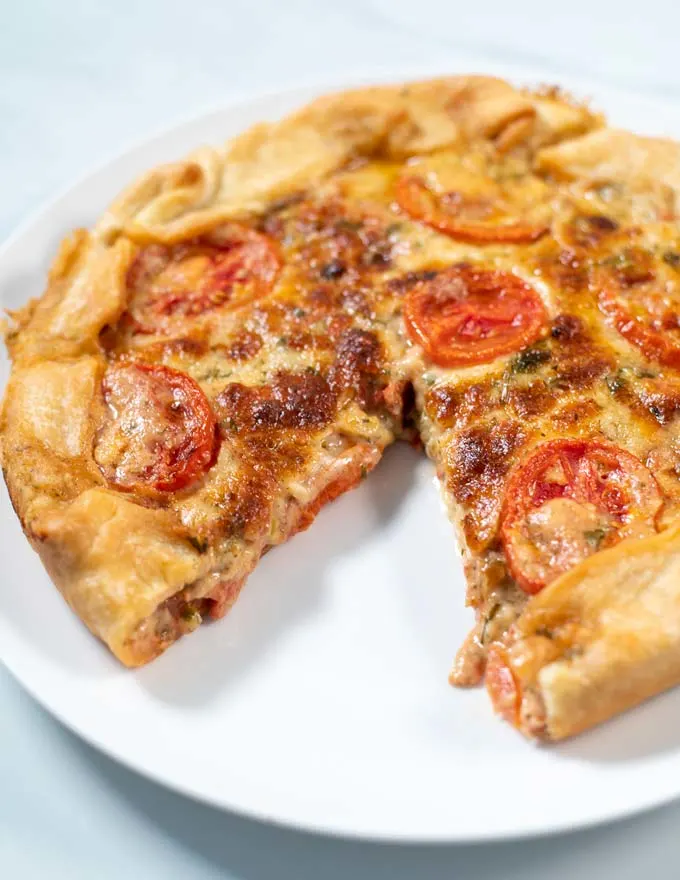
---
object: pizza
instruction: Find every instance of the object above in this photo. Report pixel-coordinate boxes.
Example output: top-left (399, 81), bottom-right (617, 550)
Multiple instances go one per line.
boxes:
top-left (5, 75), bottom-right (680, 742)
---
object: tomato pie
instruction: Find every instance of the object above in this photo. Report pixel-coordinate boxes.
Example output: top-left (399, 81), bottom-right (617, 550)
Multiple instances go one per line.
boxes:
top-left (5, 75), bottom-right (680, 741)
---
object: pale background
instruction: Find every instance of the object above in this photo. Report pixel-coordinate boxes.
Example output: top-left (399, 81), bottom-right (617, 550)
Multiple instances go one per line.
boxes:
top-left (3, 1), bottom-right (680, 876)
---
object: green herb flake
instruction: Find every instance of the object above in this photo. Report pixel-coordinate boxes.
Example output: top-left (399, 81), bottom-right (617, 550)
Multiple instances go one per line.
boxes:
top-left (601, 252), bottom-right (633, 270)
top-left (510, 348), bottom-right (551, 374)
top-left (199, 367), bottom-right (233, 382)
top-left (188, 536), bottom-right (209, 554)
top-left (649, 404), bottom-right (665, 423)
top-left (584, 528), bottom-right (607, 550)
top-left (181, 605), bottom-right (203, 629)
top-left (605, 373), bottom-right (626, 394)
top-left (534, 626), bottom-right (555, 640)
top-left (480, 603), bottom-right (500, 645)
top-left (336, 218), bottom-right (362, 233)
top-left (663, 251), bottom-right (680, 269)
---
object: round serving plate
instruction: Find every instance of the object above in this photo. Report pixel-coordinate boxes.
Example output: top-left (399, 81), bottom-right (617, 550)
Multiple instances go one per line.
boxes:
top-left (3, 64), bottom-right (680, 842)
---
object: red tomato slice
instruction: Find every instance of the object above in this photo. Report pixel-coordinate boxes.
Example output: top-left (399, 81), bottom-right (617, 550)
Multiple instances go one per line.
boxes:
top-left (596, 263), bottom-right (680, 369)
top-left (485, 645), bottom-right (521, 726)
top-left (403, 265), bottom-right (548, 367)
top-left (395, 176), bottom-right (548, 244)
top-left (501, 439), bottom-right (661, 594)
top-left (128, 223), bottom-right (280, 334)
top-left (95, 363), bottom-right (218, 493)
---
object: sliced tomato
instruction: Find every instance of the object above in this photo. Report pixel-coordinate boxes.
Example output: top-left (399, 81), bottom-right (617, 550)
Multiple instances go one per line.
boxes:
top-left (600, 289), bottom-right (680, 368)
top-left (501, 439), bottom-right (661, 594)
top-left (128, 223), bottom-right (280, 334)
top-left (597, 261), bottom-right (680, 368)
top-left (395, 176), bottom-right (548, 245)
top-left (402, 265), bottom-right (548, 368)
top-left (485, 645), bottom-right (521, 726)
top-left (95, 363), bottom-right (218, 492)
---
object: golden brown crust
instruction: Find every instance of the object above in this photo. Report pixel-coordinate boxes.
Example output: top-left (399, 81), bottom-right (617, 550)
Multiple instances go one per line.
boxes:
top-left (5, 231), bottom-right (135, 366)
top-left (32, 489), bottom-right (206, 665)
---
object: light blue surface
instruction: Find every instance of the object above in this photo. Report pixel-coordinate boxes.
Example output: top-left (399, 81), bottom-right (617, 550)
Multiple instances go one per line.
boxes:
top-left (4, 674), bottom-right (680, 880)
top-left (3, 2), bottom-right (680, 876)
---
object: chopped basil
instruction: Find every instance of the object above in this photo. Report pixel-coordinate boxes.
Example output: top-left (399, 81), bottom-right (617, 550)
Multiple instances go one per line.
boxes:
top-left (663, 251), bottom-right (680, 269)
top-left (606, 366), bottom-right (656, 394)
top-left (199, 367), bottom-right (233, 382)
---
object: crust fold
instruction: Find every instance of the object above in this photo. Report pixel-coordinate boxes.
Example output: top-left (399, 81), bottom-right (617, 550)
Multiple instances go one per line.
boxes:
top-left (94, 76), bottom-right (600, 245)
top-left (496, 523), bottom-right (680, 740)
top-left (536, 128), bottom-right (680, 206)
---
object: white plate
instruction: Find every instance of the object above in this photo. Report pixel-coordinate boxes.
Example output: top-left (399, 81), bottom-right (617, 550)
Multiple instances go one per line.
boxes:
top-left (4, 71), bottom-right (680, 843)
